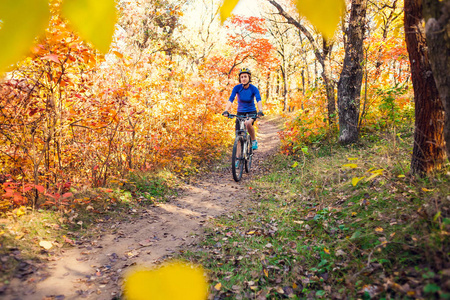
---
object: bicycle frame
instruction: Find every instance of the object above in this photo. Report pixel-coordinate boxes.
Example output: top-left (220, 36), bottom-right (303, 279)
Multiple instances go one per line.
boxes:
top-left (227, 113), bottom-right (258, 137)
top-left (226, 113), bottom-right (258, 181)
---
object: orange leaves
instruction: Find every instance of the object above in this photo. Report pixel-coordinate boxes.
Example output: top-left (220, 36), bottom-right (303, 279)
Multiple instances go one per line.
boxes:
top-left (0, 0), bottom-right (255, 216)
top-left (226, 15), bottom-right (277, 67)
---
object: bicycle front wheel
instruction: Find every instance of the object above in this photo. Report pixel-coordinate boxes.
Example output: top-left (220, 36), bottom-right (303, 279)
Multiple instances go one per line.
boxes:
top-left (232, 136), bottom-right (244, 182)
top-left (245, 135), bottom-right (252, 173)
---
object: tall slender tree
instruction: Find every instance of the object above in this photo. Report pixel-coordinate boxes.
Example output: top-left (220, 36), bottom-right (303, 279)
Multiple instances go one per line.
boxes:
top-left (267, 0), bottom-right (337, 126)
top-left (404, 0), bottom-right (446, 176)
top-left (337, 0), bottom-right (368, 144)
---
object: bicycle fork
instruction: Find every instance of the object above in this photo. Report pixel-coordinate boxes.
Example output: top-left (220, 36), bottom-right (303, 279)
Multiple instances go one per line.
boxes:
top-left (243, 139), bottom-right (248, 160)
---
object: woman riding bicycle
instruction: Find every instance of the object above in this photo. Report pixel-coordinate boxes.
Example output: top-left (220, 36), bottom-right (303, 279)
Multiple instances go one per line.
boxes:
top-left (222, 67), bottom-right (264, 150)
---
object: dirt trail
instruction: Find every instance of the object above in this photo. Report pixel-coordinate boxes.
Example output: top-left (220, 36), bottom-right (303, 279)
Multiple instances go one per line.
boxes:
top-left (5, 118), bottom-right (281, 300)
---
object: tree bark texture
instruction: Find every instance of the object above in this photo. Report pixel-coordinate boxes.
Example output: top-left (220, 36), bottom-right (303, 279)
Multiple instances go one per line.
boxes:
top-left (423, 0), bottom-right (450, 160)
top-left (337, 0), bottom-right (367, 144)
top-left (405, 0), bottom-right (446, 176)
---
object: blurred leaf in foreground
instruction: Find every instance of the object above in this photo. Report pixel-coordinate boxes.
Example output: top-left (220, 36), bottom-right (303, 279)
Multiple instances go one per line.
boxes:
top-left (62, 0), bottom-right (117, 53)
top-left (220, 0), bottom-right (240, 24)
top-left (124, 261), bottom-right (208, 300)
top-left (0, 0), bottom-right (50, 72)
top-left (295, 0), bottom-right (345, 39)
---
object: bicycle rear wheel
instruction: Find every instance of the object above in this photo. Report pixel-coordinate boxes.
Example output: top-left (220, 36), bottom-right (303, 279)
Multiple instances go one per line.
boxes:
top-left (245, 135), bottom-right (252, 173)
top-left (232, 136), bottom-right (244, 182)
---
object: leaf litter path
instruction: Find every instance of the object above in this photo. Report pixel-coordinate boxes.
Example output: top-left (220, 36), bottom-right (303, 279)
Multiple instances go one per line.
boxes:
top-left (5, 118), bottom-right (281, 300)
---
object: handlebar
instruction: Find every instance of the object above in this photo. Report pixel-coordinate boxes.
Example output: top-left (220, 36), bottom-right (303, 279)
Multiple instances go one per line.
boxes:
top-left (225, 114), bottom-right (259, 120)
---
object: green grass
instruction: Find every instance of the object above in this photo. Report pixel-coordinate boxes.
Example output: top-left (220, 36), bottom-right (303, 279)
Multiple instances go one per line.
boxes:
top-left (179, 127), bottom-right (450, 299)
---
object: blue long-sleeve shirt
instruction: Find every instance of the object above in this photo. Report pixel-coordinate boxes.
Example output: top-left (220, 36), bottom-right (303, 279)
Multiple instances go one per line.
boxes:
top-left (228, 84), bottom-right (261, 113)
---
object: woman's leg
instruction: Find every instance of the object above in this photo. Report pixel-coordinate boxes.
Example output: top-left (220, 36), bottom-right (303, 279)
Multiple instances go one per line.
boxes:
top-left (245, 120), bottom-right (256, 141)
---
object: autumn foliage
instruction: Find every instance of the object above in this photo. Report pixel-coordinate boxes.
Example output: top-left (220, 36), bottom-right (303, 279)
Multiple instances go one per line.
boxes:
top-left (280, 2), bottom-right (413, 154)
top-left (1, 4), bottom-right (269, 211)
top-left (0, 0), bottom-right (427, 211)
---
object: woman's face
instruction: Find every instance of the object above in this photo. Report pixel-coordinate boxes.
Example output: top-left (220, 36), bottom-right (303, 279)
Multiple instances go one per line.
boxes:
top-left (240, 73), bottom-right (250, 85)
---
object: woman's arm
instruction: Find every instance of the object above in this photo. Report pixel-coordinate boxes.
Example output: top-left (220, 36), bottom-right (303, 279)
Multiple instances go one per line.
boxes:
top-left (225, 101), bottom-right (232, 112)
top-left (257, 101), bottom-right (263, 112)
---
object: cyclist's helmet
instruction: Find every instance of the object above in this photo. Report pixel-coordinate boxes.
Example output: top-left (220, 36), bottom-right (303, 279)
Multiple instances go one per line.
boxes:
top-left (238, 67), bottom-right (251, 82)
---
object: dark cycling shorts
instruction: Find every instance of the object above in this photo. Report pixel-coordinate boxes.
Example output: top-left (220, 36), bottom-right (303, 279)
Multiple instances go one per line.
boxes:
top-left (235, 111), bottom-right (257, 131)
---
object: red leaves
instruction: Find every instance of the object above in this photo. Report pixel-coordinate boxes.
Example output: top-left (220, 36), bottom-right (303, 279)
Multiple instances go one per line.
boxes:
top-left (0, 179), bottom-right (74, 209)
top-left (35, 185), bottom-right (46, 193)
top-left (45, 192), bottom-right (73, 200)
top-left (62, 192), bottom-right (73, 199)
top-left (227, 16), bottom-right (267, 35)
top-left (41, 54), bottom-right (60, 63)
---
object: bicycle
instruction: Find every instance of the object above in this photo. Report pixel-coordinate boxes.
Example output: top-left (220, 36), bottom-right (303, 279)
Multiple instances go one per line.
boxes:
top-left (225, 113), bottom-right (258, 182)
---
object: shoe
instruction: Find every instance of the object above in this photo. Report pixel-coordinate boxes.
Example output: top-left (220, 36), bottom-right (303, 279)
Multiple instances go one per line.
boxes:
top-left (235, 161), bottom-right (240, 168)
top-left (252, 140), bottom-right (258, 150)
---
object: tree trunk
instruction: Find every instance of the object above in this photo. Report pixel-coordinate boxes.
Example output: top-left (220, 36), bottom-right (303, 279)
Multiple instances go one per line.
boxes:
top-left (265, 72), bottom-right (271, 102)
top-left (338, 0), bottom-right (367, 144)
top-left (423, 0), bottom-right (450, 160)
top-left (322, 40), bottom-right (336, 126)
top-left (281, 64), bottom-right (288, 111)
top-left (301, 69), bottom-right (305, 110)
top-left (405, 0), bottom-right (446, 176)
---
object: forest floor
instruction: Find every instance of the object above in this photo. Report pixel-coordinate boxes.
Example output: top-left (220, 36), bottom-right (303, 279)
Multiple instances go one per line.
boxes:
top-left (2, 117), bottom-right (282, 299)
top-left (2, 116), bottom-right (449, 300)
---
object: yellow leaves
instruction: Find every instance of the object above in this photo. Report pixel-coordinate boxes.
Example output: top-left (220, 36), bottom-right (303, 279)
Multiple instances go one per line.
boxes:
top-left (366, 169), bottom-right (384, 181)
top-left (0, 0), bottom-right (117, 72)
top-left (14, 206), bottom-right (27, 217)
top-left (219, 0), bottom-right (240, 24)
top-left (263, 268), bottom-right (269, 277)
top-left (0, 0), bottom-right (50, 72)
top-left (291, 161), bottom-right (299, 168)
top-left (62, 0), bottom-right (117, 53)
top-left (343, 163), bottom-right (358, 169)
top-left (323, 247), bottom-right (330, 254)
top-left (351, 177), bottom-right (365, 186)
top-left (219, 0), bottom-right (345, 38)
top-left (344, 165), bottom-right (384, 186)
top-left (422, 187), bottom-right (434, 192)
top-left (295, 0), bottom-right (345, 39)
top-left (375, 227), bottom-right (384, 233)
top-left (39, 240), bottom-right (53, 250)
top-left (123, 261), bottom-right (207, 300)
top-left (214, 282), bottom-right (222, 291)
